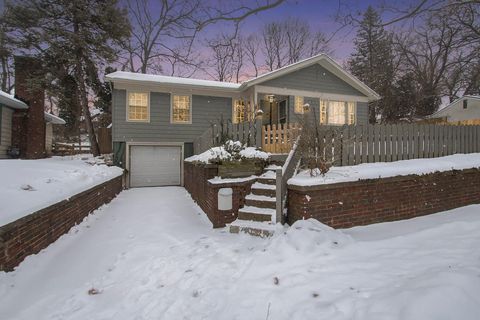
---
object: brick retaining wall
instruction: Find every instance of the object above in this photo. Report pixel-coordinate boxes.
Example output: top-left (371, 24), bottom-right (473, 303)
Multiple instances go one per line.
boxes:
top-left (0, 175), bottom-right (123, 271)
top-left (288, 168), bottom-right (480, 228)
top-left (184, 162), bottom-right (254, 227)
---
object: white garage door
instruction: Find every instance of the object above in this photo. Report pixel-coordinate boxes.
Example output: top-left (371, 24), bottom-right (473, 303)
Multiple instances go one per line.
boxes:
top-left (129, 145), bottom-right (181, 187)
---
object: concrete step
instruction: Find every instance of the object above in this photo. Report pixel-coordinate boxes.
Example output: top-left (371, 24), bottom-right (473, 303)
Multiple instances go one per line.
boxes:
top-left (245, 194), bottom-right (276, 209)
top-left (257, 177), bottom-right (276, 185)
top-left (251, 182), bottom-right (276, 197)
top-left (238, 205), bottom-right (275, 222)
top-left (229, 220), bottom-right (276, 237)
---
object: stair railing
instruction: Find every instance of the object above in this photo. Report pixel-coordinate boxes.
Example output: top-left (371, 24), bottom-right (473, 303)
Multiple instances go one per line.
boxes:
top-left (274, 137), bottom-right (301, 224)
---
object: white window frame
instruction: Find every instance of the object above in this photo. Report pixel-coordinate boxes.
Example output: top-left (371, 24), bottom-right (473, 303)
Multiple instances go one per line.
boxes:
top-left (232, 97), bottom-right (253, 124)
top-left (294, 96), bottom-right (304, 114)
top-left (170, 94), bottom-right (192, 124)
top-left (126, 91), bottom-right (150, 123)
top-left (347, 101), bottom-right (356, 125)
top-left (320, 100), bottom-right (357, 126)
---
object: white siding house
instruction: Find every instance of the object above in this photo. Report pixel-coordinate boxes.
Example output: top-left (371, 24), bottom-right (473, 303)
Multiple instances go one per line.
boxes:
top-left (431, 95), bottom-right (480, 122)
top-left (0, 91), bottom-right (29, 158)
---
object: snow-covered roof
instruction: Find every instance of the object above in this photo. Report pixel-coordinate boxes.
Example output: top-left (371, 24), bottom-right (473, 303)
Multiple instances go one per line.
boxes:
top-left (44, 112), bottom-right (66, 125)
top-left (105, 71), bottom-right (241, 90)
top-left (0, 90), bottom-right (29, 110)
top-left (105, 54), bottom-right (380, 101)
top-left (431, 95), bottom-right (480, 117)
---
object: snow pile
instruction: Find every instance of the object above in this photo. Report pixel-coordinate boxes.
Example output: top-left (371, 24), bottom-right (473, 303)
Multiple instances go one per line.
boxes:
top-left (185, 140), bottom-right (269, 164)
top-left (239, 147), bottom-right (270, 160)
top-left (208, 175), bottom-right (257, 184)
top-left (1, 187), bottom-right (480, 320)
top-left (289, 153), bottom-right (480, 186)
top-left (270, 219), bottom-right (353, 253)
top-left (0, 155), bottom-right (123, 226)
top-left (185, 146), bottom-right (231, 163)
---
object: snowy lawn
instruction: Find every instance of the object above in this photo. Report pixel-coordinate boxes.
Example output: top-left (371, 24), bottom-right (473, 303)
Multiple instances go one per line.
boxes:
top-left (1, 187), bottom-right (479, 320)
top-left (0, 155), bottom-right (123, 226)
top-left (289, 153), bottom-right (480, 186)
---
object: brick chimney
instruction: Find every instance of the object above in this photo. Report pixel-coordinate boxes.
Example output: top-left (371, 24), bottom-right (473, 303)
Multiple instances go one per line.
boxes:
top-left (12, 56), bottom-right (46, 159)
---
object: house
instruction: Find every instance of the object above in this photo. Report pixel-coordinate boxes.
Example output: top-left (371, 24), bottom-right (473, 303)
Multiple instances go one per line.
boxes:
top-left (106, 53), bottom-right (380, 187)
top-left (44, 112), bottom-right (66, 155)
top-left (430, 95), bottom-right (480, 123)
top-left (0, 56), bottom-right (66, 159)
top-left (0, 90), bottom-right (66, 158)
top-left (0, 91), bottom-right (29, 158)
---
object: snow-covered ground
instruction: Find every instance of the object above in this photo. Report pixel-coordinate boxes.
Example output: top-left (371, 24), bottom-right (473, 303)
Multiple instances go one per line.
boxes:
top-left (0, 155), bottom-right (123, 226)
top-left (1, 187), bottom-right (479, 320)
top-left (289, 153), bottom-right (480, 186)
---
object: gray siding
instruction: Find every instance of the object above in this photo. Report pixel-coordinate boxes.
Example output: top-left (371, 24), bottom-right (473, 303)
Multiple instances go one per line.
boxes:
top-left (112, 90), bottom-right (232, 143)
top-left (356, 102), bottom-right (369, 125)
top-left (286, 97), bottom-right (369, 125)
top-left (261, 64), bottom-right (366, 97)
top-left (0, 106), bottom-right (13, 159)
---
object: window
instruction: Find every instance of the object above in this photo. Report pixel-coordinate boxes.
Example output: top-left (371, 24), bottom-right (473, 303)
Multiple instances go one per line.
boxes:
top-left (327, 101), bottom-right (346, 125)
top-left (463, 99), bottom-right (468, 109)
top-left (319, 100), bottom-right (356, 125)
top-left (127, 92), bottom-right (149, 122)
top-left (171, 95), bottom-right (191, 124)
top-left (233, 99), bottom-right (246, 123)
top-left (320, 100), bottom-right (327, 124)
top-left (347, 102), bottom-right (356, 124)
top-left (294, 96), bottom-right (304, 114)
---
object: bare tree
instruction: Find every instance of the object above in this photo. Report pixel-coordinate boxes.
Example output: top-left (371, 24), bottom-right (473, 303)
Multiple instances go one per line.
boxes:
top-left (309, 31), bottom-right (333, 56)
top-left (232, 36), bottom-right (245, 83)
top-left (0, 23), bottom-right (13, 92)
top-left (262, 18), bottom-right (330, 71)
top-left (244, 34), bottom-right (261, 77)
top-left (395, 10), bottom-right (466, 116)
top-left (206, 35), bottom-right (235, 82)
top-left (284, 18), bottom-right (309, 64)
top-left (123, 0), bottom-right (285, 75)
top-left (262, 21), bottom-right (284, 71)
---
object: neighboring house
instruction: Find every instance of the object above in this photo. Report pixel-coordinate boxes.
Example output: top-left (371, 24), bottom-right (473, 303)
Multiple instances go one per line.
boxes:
top-left (0, 91), bottom-right (29, 158)
top-left (106, 53), bottom-right (380, 187)
top-left (44, 112), bottom-right (66, 155)
top-left (0, 90), bottom-right (66, 159)
top-left (430, 95), bottom-right (480, 122)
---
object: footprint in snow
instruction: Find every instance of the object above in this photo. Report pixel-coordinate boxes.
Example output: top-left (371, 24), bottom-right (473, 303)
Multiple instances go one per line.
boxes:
top-left (20, 184), bottom-right (36, 191)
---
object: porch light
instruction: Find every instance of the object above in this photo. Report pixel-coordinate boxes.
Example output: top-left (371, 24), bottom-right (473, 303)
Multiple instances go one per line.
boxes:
top-left (267, 95), bottom-right (275, 103)
top-left (303, 103), bottom-right (310, 112)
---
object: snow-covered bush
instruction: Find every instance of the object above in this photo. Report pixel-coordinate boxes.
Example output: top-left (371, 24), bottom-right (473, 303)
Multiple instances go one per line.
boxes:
top-left (185, 140), bottom-right (269, 165)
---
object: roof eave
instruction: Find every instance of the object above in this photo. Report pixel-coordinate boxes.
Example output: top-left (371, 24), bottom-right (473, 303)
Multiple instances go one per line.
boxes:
top-left (106, 75), bottom-right (242, 92)
top-left (0, 95), bottom-right (29, 110)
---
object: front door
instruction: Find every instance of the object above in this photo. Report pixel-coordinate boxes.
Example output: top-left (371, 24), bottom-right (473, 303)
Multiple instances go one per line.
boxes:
top-left (260, 99), bottom-right (287, 125)
top-left (260, 99), bottom-right (276, 126)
